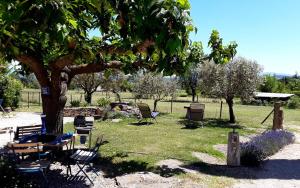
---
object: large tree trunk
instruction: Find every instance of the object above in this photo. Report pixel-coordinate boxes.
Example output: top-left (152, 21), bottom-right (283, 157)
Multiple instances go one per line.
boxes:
top-left (41, 70), bottom-right (69, 134)
top-left (84, 92), bottom-right (92, 104)
top-left (226, 98), bottom-right (236, 123)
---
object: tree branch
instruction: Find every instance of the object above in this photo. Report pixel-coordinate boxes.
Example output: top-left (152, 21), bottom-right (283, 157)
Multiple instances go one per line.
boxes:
top-left (16, 55), bottom-right (50, 87)
top-left (51, 54), bottom-right (74, 70)
top-left (70, 61), bottom-right (122, 75)
top-left (99, 39), bottom-right (155, 54)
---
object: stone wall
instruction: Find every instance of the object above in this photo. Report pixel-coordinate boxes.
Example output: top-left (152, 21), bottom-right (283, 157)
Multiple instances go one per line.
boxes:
top-left (63, 107), bottom-right (103, 118)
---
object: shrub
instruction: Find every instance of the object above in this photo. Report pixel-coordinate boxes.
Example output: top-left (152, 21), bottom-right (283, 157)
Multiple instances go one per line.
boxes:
top-left (106, 111), bottom-right (128, 119)
top-left (179, 94), bottom-right (188, 97)
top-left (287, 96), bottom-right (300, 109)
top-left (97, 98), bottom-right (111, 108)
top-left (240, 130), bottom-right (295, 166)
top-left (70, 100), bottom-right (80, 107)
top-left (0, 76), bottom-right (23, 108)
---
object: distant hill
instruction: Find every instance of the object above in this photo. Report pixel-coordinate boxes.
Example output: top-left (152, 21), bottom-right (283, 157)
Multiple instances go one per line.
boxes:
top-left (263, 72), bottom-right (293, 79)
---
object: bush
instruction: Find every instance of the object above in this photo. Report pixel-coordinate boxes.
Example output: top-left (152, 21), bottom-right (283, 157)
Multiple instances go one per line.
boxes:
top-left (97, 98), bottom-right (111, 108)
top-left (287, 96), bottom-right (300, 109)
top-left (106, 111), bottom-right (128, 119)
top-left (0, 76), bottom-right (23, 108)
top-left (70, 100), bottom-right (80, 107)
top-left (240, 130), bottom-right (295, 166)
top-left (179, 94), bottom-right (188, 97)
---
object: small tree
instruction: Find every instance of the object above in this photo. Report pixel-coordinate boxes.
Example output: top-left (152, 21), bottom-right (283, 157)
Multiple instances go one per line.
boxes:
top-left (200, 57), bottom-right (262, 123)
top-left (133, 72), bottom-right (177, 111)
top-left (100, 71), bottom-right (128, 103)
top-left (181, 42), bottom-right (204, 102)
top-left (73, 73), bottom-right (102, 104)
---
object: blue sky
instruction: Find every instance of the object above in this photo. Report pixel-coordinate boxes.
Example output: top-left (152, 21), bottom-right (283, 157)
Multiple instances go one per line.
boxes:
top-left (189, 0), bottom-right (300, 75)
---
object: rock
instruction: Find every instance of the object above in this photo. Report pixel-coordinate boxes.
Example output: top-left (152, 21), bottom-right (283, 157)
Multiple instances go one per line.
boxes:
top-left (112, 119), bottom-right (122, 123)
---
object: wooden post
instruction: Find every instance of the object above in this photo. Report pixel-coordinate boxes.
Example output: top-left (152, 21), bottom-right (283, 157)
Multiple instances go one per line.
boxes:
top-left (273, 102), bottom-right (283, 130)
top-left (219, 101), bottom-right (223, 119)
top-left (171, 98), bottom-right (173, 113)
top-left (227, 131), bottom-right (240, 166)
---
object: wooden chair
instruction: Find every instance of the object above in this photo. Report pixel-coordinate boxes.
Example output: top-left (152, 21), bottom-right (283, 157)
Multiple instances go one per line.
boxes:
top-left (14, 125), bottom-right (42, 141)
top-left (137, 103), bottom-right (159, 125)
top-left (7, 142), bottom-right (50, 183)
top-left (186, 103), bottom-right (205, 121)
top-left (69, 135), bottom-right (103, 185)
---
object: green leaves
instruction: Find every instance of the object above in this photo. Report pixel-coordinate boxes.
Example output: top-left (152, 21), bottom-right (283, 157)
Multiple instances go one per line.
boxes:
top-left (208, 29), bottom-right (238, 64)
top-left (68, 19), bottom-right (78, 29)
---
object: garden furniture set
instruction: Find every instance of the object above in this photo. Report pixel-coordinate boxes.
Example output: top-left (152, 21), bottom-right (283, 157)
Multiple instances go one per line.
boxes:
top-left (1, 115), bottom-right (101, 185)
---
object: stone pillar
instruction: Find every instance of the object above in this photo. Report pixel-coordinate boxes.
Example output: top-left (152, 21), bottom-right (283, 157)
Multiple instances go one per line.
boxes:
top-left (227, 131), bottom-right (240, 166)
top-left (273, 102), bottom-right (283, 130)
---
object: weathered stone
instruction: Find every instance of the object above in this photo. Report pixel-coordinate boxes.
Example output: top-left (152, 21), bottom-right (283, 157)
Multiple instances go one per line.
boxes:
top-left (63, 107), bottom-right (103, 117)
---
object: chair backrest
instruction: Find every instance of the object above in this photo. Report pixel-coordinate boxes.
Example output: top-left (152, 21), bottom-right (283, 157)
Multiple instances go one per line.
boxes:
top-left (74, 115), bottom-right (86, 127)
top-left (189, 103), bottom-right (205, 121)
top-left (137, 103), bottom-right (152, 118)
top-left (8, 142), bottom-right (43, 154)
top-left (14, 125), bottom-right (42, 141)
top-left (91, 135), bottom-right (104, 153)
top-left (190, 103), bottom-right (205, 110)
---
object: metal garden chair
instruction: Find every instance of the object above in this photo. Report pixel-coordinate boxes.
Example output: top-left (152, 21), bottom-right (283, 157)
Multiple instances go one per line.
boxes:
top-left (69, 135), bottom-right (103, 185)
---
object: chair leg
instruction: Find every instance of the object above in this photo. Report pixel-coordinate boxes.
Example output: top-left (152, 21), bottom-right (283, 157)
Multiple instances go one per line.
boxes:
top-left (73, 162), bottom-right (94, 185)
top-left (89, 163), bottom-right (99, 176)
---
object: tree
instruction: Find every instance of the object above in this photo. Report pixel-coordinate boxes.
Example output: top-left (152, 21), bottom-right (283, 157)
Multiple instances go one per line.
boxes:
top-left (181, 42), bottom-right (204, 102)
top-left (0, 0), bottom-right (193, 133)
top-left (73, 73), bottom-right (102, 104)
top-left (100, 70), bottom-right (128, 102)
top-left (200, 57), bottom-right (262, 123)
top-left (133, 72), bottom-right (177, 111)
top-left (207, 30), bottom-right (238, 64)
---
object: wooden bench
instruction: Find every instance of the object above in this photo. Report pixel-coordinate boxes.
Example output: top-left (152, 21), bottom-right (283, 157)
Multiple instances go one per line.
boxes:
top-left (14, 125), bottom-right (42, 141)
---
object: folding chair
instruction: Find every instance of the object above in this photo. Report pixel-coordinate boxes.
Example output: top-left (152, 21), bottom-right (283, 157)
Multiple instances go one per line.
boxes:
top-left (7, 142), bottom-right (50, 184)
top-left (69, 135), bottom-right (103, 185)
top-left (137, 103), bottom-right (159, 125)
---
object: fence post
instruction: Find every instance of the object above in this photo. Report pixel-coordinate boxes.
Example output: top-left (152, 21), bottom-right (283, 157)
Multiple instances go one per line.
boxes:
top-left (70, 94), bottom-right (73, 103)
top-left (219, 100), bottom-right (223, 119)
top-left (27, 92), bottom-right (30, 108)
top-left (197, 95), bottom-right (199, 102)
top-left (171, 98), bottom-right (173, 113)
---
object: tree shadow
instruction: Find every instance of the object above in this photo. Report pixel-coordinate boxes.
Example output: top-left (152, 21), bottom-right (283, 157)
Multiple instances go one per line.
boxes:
top-left (128, 122), bottom-right (154, 126)
top-left (178, 119), bottom-right (203, 129)
top-left (183, 159), bottom-right (300, 180)
top-left (203, 119), bottom-right (244, 129)
top-left (152, 165), bottom-right (186, 178)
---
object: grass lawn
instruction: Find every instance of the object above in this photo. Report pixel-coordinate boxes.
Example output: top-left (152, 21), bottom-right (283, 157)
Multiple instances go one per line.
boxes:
top-left (62, 99), bottom-right (300, 179)
top-left (18, 89), bottom-right (300, 186)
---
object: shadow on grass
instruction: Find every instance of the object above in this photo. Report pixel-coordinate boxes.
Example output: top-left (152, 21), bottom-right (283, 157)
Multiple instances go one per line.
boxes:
top-left (94, 152), bottom-right (186, 178)
top-left (183, 159), bottom-right (300, 180)
top-left (178, 118), bottom-right (244, 130)
top-left (129, 122), bottom-right (154, 126)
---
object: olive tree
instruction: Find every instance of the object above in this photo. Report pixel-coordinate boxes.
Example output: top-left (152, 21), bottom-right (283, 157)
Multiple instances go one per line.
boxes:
top-left (0, 0), bottom-right (193, 133)
top-left (100, 71), bottom-right (128, 103)
top-left (73, 73), bottom-right (102, 104)
top-left (200, 57), bottom-right (263, 123)
top-left (133, 72), bottom-right (178, 111)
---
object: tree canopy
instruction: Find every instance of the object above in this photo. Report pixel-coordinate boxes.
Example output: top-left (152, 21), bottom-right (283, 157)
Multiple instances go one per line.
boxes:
top-left (0, 0), bottom-right (194, 133)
